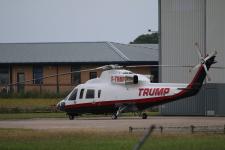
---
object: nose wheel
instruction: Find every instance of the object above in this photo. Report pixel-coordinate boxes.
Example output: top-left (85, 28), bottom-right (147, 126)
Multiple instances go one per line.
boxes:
top-left (68, 114), bottom-right (74, 120)
top-left (141, 113), bottom-right (148, 119)
top-left (67, 113), bottom-right (77, 120)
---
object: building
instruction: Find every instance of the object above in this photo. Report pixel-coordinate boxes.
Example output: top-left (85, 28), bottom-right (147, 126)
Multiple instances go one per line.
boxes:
top-left (159, 0), bottom-right (225, 116)
top-left (0, 42), bottom-right (158, 95)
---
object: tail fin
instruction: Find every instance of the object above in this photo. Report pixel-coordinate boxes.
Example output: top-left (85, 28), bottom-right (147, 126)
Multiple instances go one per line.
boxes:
top-left (187, 54), bottom-right (216, 95)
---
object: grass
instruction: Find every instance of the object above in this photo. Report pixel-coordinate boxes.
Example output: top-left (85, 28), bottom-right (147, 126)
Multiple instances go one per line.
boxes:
top-left (0, 98), bottom-right (60, 113)
top-left (0, 98), bottom-right (59, 108)
top-left (0, 98), bottom-right (66, 119)
top-left (0, 128), bottom-right (225, 150)
top-left (143, 134), bottom-right (225, 150)
top-left (0, 113), bottom-right (66, 120)
top-left (0, 98), bottom-right (160, 120)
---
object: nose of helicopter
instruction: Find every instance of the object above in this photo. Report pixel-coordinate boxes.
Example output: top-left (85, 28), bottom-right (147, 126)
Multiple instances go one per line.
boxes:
top-left (56, 100), bottom-right (65, 111)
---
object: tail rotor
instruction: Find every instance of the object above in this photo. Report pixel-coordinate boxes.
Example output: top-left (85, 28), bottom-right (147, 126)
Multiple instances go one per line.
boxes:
top-left (190, 42), bottom-right (217, 81)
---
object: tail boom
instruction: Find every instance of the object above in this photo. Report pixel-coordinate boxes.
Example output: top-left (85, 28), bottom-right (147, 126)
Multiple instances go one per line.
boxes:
top-left (147, 55), bottom-right (216, 107)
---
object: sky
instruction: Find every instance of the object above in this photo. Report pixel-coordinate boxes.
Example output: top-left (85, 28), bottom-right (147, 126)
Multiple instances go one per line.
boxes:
top-left (0, 0), bottom-right (158, 44)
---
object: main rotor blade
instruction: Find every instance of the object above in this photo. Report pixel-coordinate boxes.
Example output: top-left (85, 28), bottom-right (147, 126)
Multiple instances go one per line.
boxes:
top-left (6, 62), bottom-right (223, 86)
top-left (126, 65), bottom-right (193, 68)
top-left (7, 67), bottom-right (101, 86)
top-left (212, 66), bottom-right (225, 69)
top-left (127, 64), bottom-right (225, 69)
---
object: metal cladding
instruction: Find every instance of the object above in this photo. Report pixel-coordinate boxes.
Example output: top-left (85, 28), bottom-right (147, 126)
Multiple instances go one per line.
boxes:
top-left (160, 0), bottom-right (225, 116)
top-left (161, 0), bottom-right (206, 83)
top-left (160, 84), bottom-right (225, 116)
top-left (206, 0), bottom-right (225, 83)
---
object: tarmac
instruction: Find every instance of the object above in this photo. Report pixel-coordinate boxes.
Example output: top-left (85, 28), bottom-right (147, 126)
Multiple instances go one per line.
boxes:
top-left (0, 116), bottom-right (225, 132)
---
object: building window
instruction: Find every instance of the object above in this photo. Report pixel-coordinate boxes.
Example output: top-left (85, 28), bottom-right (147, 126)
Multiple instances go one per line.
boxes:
top-left (86, 89), bottom-right (95, 99)
top-left (33, 66), bottom-right (43, 84)
top-left (90, 72), bottom-right (97, 79)
top-left (71, 66), bottom-right (81, 85)
top-left (0, 66), bottom-right (9, 85)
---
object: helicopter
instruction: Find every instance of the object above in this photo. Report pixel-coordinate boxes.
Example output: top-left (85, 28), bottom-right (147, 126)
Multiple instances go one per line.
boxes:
top-left (56, 48), bottom-right (217, 120)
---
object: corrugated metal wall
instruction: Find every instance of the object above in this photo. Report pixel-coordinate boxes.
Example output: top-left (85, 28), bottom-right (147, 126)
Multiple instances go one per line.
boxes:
top-left (160, 84), bottom-right (225, 116)
top-left (160, 0), bottom-right (225, 83)
top-left (206, 0), bottom-right (225, 83)
top-left (217, 84), bottom-right (225, 116)
top-left (161, 0), bottom-right (206, 83)
top-left (160, 0), bottom-right (225, 116)
top-left (160, 85), bottom-right (205, 116)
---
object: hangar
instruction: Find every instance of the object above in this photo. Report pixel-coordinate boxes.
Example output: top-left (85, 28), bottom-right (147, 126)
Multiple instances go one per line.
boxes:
top-left (159, 0), bottom-right (225, 116)
top-left (0, 42), bottom-right (158, 95)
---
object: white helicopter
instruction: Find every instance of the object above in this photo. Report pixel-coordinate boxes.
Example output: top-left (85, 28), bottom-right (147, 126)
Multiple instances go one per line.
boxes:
top-left (57, 47), bottom-right (217, 120)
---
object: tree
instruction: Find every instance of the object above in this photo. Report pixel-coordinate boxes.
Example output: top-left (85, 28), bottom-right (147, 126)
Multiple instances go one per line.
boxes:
top-left (130, 32), bottom-right (159, 44)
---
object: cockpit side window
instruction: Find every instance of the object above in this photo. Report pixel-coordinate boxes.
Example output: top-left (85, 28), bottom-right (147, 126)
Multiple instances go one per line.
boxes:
top-left (98, 90), bottom-right (101, 98)
top-left (79, 89), bottom-right (84, 99)
top-left (68, 89), bottom-right (78, 100)
top-left (86, 89), bottom-right (95, 99)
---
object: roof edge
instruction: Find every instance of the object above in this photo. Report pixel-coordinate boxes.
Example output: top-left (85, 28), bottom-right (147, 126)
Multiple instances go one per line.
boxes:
top-left (0, 41), bottom-right (124, 45)
top-left (0, 61), bottom-right (158, 65)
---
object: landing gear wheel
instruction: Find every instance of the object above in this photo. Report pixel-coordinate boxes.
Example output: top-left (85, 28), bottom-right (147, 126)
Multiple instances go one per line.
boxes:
top-left (142, 113), bottom-right (148, 119)
top-left (111, 114), bottom-right (118, 120)
top-left (68, 114), bottom-right (75, 120)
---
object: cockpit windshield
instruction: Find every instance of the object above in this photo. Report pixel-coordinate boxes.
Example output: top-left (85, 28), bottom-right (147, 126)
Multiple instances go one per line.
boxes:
top-left (68, 89), bottom-right (78, 100)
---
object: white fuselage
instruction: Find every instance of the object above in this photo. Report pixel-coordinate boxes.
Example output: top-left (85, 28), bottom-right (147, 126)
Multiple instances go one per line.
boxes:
top-left (62, 69), bottom-right (188, 112)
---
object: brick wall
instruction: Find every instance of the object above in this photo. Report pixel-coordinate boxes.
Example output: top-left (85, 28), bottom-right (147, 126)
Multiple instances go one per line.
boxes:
top-left (8, 64), bottom-right (154, 94)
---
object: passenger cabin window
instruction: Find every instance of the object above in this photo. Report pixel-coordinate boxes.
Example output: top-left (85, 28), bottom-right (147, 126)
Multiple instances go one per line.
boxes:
top-left (86, 89), bottom-right (95, 99)
top-left (69, 89), bottom-right (78, 100)
top-left (98, 90), bottom-right (101, 98)
top-left (79, 89), bottom-right (84, 99)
